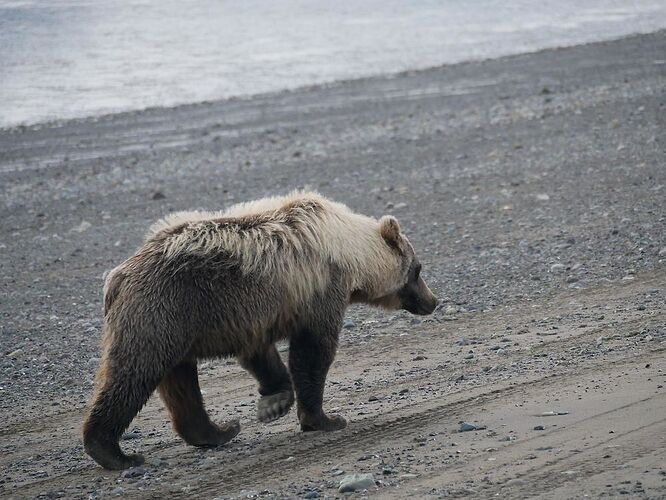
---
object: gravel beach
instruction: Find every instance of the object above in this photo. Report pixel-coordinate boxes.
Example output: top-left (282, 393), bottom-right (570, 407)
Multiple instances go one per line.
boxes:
top-left (1, 31), bottom-right (665, 498)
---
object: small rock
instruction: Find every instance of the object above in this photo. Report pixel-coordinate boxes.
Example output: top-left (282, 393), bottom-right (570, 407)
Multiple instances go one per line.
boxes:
top-left (550, 263), bottom-right (565, 273)
top-left (444, 305), bottom-right (458, 315)
top-left (659, 247), bottom-right (666, 256)
top-left (536, 193), bottom-right (550, 201)
top-left (412, 355), bottom-right (427, 361)
top-left (120, 467), bottom-right (145, 479)
top-left (343, 320), bottom-right (355, 330)
top-left (72, 220), bottom-right (92, 233)
top-left (151, 191), bottom-right (166, 200)
top-left (303, 491), bottom-right (319, 499)
top-left (6, 349), bottom-right (23, 358)
top-left (534, 425), bottom-right (545, 431)
top-left (394, 202), bottom-right (408, 210)
top-left (459, 422), bottom-right (486, 432)
top-left (338, 473), bottom-right (375, 493)
top-left (122, 430), bottom-right (141, 440)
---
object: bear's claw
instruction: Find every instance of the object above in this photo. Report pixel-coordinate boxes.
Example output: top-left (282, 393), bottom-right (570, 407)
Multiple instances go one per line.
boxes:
top-left (257, 390), bottom-right (295, 423)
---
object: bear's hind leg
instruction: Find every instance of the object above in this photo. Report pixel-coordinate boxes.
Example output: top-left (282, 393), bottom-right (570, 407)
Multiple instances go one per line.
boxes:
top-left (159, 360), bottom-right (240, 447)
top-left (83, 355), bottom-right (161, 470)
top-left (239, 345), bottom-right (294, 423)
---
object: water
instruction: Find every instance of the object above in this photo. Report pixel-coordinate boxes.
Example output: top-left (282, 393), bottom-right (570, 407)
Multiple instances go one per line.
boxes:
top-left (1, 0), bottom-right (665, 128)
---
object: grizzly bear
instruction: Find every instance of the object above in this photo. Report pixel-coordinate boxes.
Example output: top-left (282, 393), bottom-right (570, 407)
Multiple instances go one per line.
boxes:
top-left (83, 191), bottom-right (438, 470)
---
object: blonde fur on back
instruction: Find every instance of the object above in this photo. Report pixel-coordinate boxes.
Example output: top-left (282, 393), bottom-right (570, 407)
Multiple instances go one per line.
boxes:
top-left (145, 191), bottom-right (408, 307)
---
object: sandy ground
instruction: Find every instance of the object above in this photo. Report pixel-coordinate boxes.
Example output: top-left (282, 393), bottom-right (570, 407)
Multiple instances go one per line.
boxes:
top-left (1, 32), bottom-right (665, 499)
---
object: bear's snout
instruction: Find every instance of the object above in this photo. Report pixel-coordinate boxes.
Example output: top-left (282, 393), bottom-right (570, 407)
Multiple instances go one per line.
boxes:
top-left (399, 276), bottom-right (438, 316)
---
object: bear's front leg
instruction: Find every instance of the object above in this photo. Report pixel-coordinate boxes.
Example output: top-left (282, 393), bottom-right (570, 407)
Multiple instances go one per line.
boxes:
top-left (288, 327), bottom-right (347, 432)
top-left (240, 345), bottom-right (294, 423)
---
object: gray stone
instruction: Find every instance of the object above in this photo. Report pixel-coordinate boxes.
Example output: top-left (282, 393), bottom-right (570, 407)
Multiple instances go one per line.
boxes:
top-left (339, 473), bottom-right (375, 493)
top-left (459, 422), bottom-right (486, 432)
top-left (122, 430), bottom-right (141, 440)
top-left (120, 467), bottom-right (145, 479)
top-left (72, 220), bottom-right (92, 233)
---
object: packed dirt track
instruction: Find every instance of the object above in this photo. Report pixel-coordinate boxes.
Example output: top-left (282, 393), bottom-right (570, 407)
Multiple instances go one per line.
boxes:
top-left (2, 269), bottom-right (665, 498)
top-left (1, 32), bottom-right (665, 498)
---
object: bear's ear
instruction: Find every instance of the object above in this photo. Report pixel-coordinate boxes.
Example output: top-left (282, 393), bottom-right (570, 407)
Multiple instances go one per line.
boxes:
top-left (379, 215), bottom-right (401, 250)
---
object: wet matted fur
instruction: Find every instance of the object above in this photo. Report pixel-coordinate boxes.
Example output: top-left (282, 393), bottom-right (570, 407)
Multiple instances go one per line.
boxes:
top-left (83, 191), bottom-right (438, 470)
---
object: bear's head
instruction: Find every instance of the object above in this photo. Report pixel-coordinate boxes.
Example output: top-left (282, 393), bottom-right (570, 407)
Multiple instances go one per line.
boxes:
top-left (353, 215), bottom-right (438, 315)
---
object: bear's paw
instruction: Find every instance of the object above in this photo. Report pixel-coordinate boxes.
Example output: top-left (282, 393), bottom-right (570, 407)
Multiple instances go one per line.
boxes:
top-left (257, 389), bottom-right (295, 423)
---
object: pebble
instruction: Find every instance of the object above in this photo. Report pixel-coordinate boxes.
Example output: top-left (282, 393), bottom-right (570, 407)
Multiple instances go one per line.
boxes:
top-left (343, 320), bottom-right (356, 330)
top-left (303, 491), bottom-right (320, 499)
top-left (338, 473), bottom-right (375, 493)
top-left (534, 425), bottom-right (546, 431)
top-left (539, 411), bottom-right (569, 417)
top-left (120, 467), bottom-right (145, 479)
top-left (550, 263), bottom-right (565, 272)
top-left (459, 422), bottom-right (486, 432)
top-left (122, 431), bottom-right (141, 440)
top-left (72, 220), bottom-right (92, 233)
top-left (444, 305), bottom-right (458, 315)
top-left (6, 349), bottom-right (23, 358)
top-left (536, 193), bottom-right (550, 201)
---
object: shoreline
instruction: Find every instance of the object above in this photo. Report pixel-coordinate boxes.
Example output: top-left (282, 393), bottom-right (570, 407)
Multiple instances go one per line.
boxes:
top-left (1, 28), bottom-right (664, 134)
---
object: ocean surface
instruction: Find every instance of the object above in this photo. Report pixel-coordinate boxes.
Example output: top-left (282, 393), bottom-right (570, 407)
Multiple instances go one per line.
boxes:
top-left (1, 0), bottom-right (665, 128)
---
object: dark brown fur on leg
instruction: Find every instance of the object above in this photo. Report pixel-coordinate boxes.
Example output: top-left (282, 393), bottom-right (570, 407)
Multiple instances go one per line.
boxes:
top-left (159, 360), bottom-right (240, 446)
top-left (83, 355), bottom-right (157, 470)
top-left (289, 327), bottom-right (346, 432)
top-left (239, 345), bottom-right (294, 423)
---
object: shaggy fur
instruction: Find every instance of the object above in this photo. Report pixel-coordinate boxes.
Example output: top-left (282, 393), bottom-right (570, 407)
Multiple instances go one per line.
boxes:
top-left (82, 191), bottom-right (438, 470)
